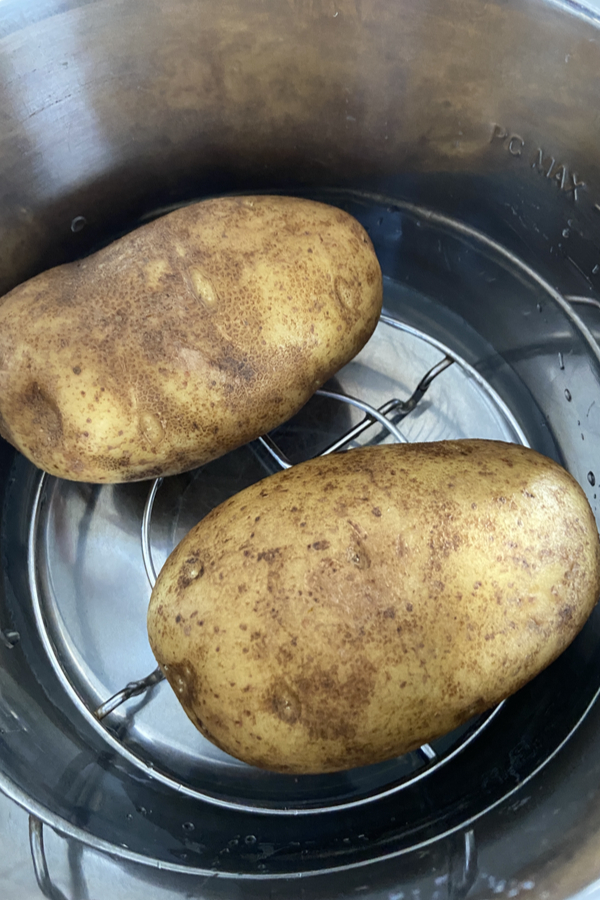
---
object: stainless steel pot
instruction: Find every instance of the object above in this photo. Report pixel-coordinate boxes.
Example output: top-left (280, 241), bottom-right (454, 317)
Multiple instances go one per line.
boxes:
top-left (1, 1), bottom-right (600, 897)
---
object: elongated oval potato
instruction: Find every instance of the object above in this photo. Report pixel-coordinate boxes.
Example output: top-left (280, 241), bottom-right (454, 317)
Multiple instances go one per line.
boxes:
top-left (0, 196), bottom-right (382, 482)
top-left (147, 440), bottom-right (600, 774)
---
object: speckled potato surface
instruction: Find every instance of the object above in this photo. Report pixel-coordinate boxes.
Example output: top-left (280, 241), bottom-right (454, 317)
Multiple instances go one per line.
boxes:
top-left (0, 196), bottom-right (382, 482)
top-left (147, 439), bottom-right (600, 774)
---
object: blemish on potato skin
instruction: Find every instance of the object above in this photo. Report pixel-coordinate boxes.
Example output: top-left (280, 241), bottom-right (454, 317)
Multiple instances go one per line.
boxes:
top-left (22, 382), bottom-right (63, 448)
top-left (138, 410), bottom-right (165, 447)
top-left (269, 686), bottom-right (302, 724)
top-left (257, 548), bottom-right (281, 563)
top-left (177, 553), bottom-right (204, 590)
top-left (161, 658), bottom-right (199, 709)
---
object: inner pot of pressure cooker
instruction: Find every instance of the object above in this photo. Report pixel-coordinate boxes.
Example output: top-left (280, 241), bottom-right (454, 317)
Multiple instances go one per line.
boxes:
top-left (1, 1), bottom-right (600, 897)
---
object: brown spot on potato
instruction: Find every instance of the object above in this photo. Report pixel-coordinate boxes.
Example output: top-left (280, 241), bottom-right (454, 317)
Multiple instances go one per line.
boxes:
top-left (23, 382), bottom-right (63, 447)
top-left (270, 685), bottom-right (302, 725)
top-left (346, 533), bottom-right (371, 569)
top-left (257, 548), bottom-right (281, 563)
top-left (178, 554), bottom-right (204, 590)
top-left (311, 540), bottom-right (330, 550)
top-left (559, 605), bottom-right (574, 623)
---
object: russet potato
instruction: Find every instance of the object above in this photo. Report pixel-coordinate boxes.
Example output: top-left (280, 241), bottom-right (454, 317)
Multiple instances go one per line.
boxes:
top-left (0, 196), bottom-right (382, 482)
top-left (147, 440), bottom-right (600, 774)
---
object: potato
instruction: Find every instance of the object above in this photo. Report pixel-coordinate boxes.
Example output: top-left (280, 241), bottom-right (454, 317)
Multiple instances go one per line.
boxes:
top-left (0, 196), bottom-right (381, 482)
top-left (147, 440), bottom-right (600, 774)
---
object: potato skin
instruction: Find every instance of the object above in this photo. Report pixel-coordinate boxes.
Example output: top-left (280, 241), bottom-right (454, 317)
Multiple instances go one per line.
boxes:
top-left (147, 440), bottom-right (600, 774)
top-left (0, 196), bottom-right (382, 482)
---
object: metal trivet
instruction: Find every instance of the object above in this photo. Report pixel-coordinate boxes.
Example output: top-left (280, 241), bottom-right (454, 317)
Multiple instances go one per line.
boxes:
top-left (23, 313), bottom-right (518, 897)
top-left (92, 345), bottom-right (502, 772)
top-left (95, 359), bottom-right (505, 767)
top-left (26, 317), bottom-right (528, 820)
